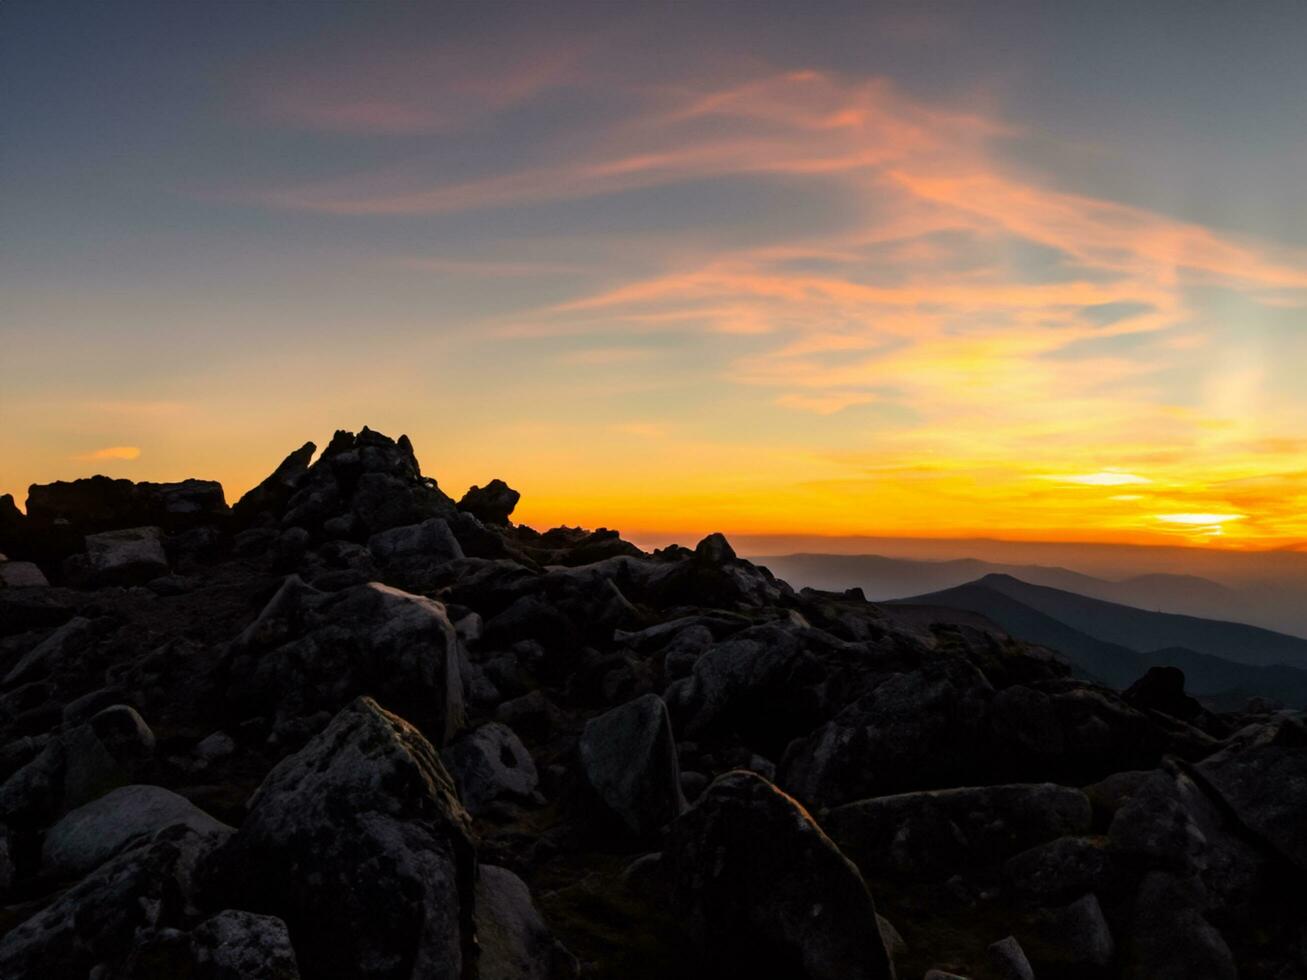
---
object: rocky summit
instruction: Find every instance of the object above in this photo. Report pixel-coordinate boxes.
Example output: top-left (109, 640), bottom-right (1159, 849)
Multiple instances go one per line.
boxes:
top-left (0, 426), bottom-right (1304, 979)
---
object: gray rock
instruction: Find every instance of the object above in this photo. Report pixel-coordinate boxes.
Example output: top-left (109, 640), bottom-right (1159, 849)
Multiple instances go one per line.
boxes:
top-left (61, 703), bottom-right (156, 810)
top-left (368, 517), bottom-right (464, 564)
top-left (1004, 835), bottom-right (1110, 905)
top-left (0, 826), bottom-right (13, 898)
top-left (0, 737), bottom-right (64, 826)
top-left (664, 770), bottom-right (893, 980)
top-left (475, 865), bottom-right (577, 980)
top-left (825, 783), bottom-right (1092, 881)
top-left (3, 615), bottom-right (94, 687)
top-left (84, 525), bottom-right (169, 584)
top-left (0, 561), bottom-right (48, 588)
top-left (0, 825), bottom-right (224, 977)
top-left (1026, 893), bottom-right (1113, 972)
top-left (579, 693), bottom-right (685, 837)
top-left (1126, 870), bottom-right (1235, 980)
top-left (778, 659), bottom-right (994, 807)
top-left (212, 696), bottom-right (476, 980)
top-left (987, 935), bottom-right (1035, 980)
top-left (227, 581), bottom-right (465, 745)
top-left (441, 722), bottom-right (538, 814)
top-left (196, 730), bottom-right (237, 761)
top-left (1194, 715), bottom-right (1307, 874)
top-left (42, 784), bottom-right (232, 878)
top-left (192, 909), bottom-right (302, 980)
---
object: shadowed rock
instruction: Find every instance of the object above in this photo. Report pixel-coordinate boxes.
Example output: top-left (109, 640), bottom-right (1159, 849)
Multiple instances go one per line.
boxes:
top-left (664, 770), bottom-right (894, 980)
top-left (209, 697), bottom-right (476, 980)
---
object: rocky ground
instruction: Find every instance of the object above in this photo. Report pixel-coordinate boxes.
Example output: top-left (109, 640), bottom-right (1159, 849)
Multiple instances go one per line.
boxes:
top-left (0, 426), bottom-right (1304, 979)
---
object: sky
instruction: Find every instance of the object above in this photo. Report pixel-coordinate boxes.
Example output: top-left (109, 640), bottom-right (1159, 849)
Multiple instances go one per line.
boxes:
top-left (4, 1), bottom-right (1307, 549)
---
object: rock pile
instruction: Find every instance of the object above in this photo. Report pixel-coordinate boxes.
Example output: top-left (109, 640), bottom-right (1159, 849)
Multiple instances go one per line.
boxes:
top-left (0, 426), bottom-right (1303, 979)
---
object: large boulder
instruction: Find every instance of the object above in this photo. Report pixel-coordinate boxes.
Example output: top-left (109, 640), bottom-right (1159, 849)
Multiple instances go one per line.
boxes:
top-left (0, 825), bottom-right (225, 977)
top-left (779, 659), bottom-right (994, 807)
top-left (457, 479), bottom-right (520, 526)
top-left (42, 783), bottom-right (232, 879)
top-left (663, 770), bottom-right (894, 980)
top-left (226, 580), bottom-right (465, 745)
top-left (475, 865), bottom-right (577, 980)
top-left (1194, 715), bottom-right (1307, 873)
top-left (824, 783), bottom-right (1092, 881)
top-left (368, 517), bottom-right (464, 564)
top-left (210, 697), bottom-right (477, 980)
top-left (579, 693), bottom-right (685, 837)
top-left (190, 909), bottom-right (303, 980)
top-left (82, 525), bottom-right (169, 585)
top-left (0, 560), bottom-right (48, 588)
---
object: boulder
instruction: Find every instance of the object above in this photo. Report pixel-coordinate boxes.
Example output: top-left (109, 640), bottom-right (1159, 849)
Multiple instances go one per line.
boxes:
top-left (1124, 665), bottom-right (1203, 722)
top-left (0, 825), bottom-right (224, 977)
top-left (1023, 892), bottom-right (1114, 974)
top-left (83, 525), bottom-right (169, 585)
top-left (1194, 715), bottom-right (1307, 873)
top-left (0, 561), bottom-right (48, 588)
top-left (368, 517), bottom-right (464, 563)
top-left (579, 693), bottom-right (685, 837)
top-left (191, 909), bottom-right (302, 980)
top-left (42, 784), bottom-right (232, 878)
top-left (3, 615), bottom-right (96, 687)
top-left (210, 697), bottom-right (477, 980)
top-left (779, 659), bottom-right (994, 807)
top-left (1003, 835), bottom-right (1110, 905)
top-left (61, 703), bottom-right (157, 809)
top-left (987, 936), bottom-right (1035, 980)
top-left (441, 721), bottom-right (538, 815)
top-left (663, 770), bottom-right (894, 980)
top-left (825, 783), bottom-right (1092, 881)
top-left (1125, 871), bottom-right (1236, 980)
top-left (227, 581), bottom-right (465, 745)
top-left (457, 479), bottom-right (521, 525)
top-left (475, 864), bottom-right (577, 980)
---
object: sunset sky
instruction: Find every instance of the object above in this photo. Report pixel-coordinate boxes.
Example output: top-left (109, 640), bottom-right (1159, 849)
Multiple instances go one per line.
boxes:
top-left (4, 2), bottom-right (1307, 548)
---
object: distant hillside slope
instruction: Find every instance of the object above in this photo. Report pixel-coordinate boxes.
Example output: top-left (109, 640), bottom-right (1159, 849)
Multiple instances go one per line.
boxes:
top-left (968, 574), bottom-right (1307, 668)
top-left (758, 552), bottom-right (1280, 629)
top-left (889, 581), bottom-right (1307, 707)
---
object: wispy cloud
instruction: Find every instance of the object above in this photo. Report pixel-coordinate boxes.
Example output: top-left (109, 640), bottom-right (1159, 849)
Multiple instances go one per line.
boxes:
top-left (76, 446), bottom-right (141, 461)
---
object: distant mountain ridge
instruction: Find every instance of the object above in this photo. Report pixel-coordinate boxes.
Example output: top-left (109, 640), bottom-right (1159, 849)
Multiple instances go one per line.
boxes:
top-left (888, 575), bottom-right (1307, 708)
top-left (760, 551), bottom-right (1307, 637)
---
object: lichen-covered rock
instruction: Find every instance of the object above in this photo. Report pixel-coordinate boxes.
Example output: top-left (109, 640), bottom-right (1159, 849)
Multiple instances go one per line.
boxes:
top-left (663, 770), bottom-right (894, 980)
top-left (579, 693), bottom-right (685, 837)
top-left (191, 909), bottom-right (302, 980)
top-left (210, 696), bottom-right (476, 980)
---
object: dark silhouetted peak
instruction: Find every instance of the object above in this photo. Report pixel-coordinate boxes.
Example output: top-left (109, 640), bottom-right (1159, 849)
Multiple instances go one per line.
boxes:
top-left (694, 532), bottom-right (736, 564)
top-left (458, 479), bottom-right (520, 526)
top-left (233, 441), bottom-right (315, 522)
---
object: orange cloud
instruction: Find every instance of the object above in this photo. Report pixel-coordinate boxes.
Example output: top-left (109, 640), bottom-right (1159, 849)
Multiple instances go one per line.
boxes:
top-left (77, 446), bottom-right (141, 461)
